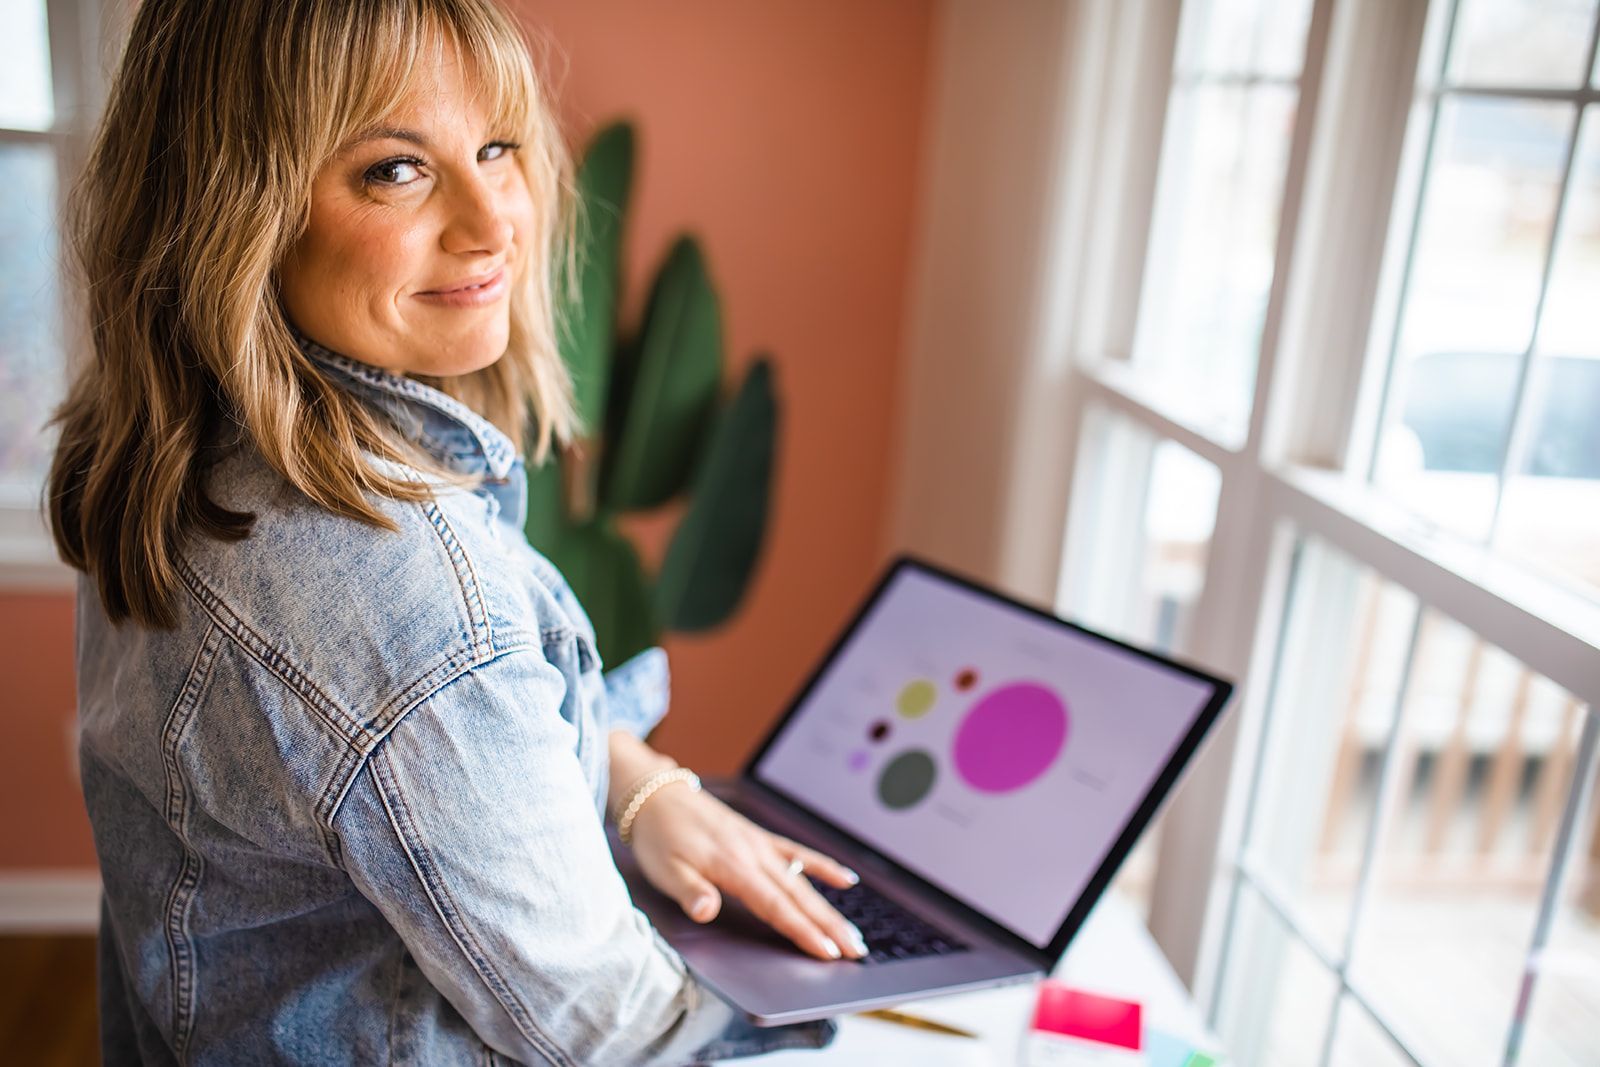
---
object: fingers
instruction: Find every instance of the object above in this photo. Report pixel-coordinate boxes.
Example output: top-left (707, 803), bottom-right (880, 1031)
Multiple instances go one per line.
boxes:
top-left (771, 859), bottom-right (869, 960)
top-left (739, 866), bottom-right (850, 961)
top-left (660, 859), bottom-right (723, 924)
top-left (635, 793), bottom-right (866, 961)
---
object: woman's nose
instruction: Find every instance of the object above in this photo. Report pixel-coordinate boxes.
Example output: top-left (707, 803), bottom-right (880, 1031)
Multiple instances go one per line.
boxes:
top-left (439, 172), bottom-right (514, 257)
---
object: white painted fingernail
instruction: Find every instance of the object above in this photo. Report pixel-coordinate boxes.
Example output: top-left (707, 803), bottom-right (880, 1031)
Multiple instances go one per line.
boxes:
top-left (842, 867), bottom-right (860, 885)
top-left (820, 937), bottom-right (841, 959)
top-left (846, 925), bottom-right (868, 956)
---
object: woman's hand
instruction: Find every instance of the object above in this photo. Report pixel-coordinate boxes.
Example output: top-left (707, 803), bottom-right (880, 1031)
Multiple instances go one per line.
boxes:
top-left (626, 782), bottom-right (869, 962)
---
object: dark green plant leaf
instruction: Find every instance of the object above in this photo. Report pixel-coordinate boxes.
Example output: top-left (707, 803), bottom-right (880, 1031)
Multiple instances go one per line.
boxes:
top-left (656, 357), bottom-right (778, 632)
top-left (523, 446), bottom-right (568, 552)
top-left (546, 521), bottom-right (658, 668)
top-left (560, 121), bottom-right (633, 459)
top-left (602, 335), bottom-right (642, 478)
top-left (601, 236), bottom-right (723, 511)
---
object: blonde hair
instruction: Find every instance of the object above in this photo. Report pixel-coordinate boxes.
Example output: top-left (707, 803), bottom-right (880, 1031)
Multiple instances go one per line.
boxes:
top-left (48, 0), bottom-right (576, 629)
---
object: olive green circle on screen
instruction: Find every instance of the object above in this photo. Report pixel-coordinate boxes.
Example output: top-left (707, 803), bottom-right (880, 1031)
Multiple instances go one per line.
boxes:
top-left (877, 749), bottom-right (937, 810)
top-left (896, 680), bottom-right (937, 718)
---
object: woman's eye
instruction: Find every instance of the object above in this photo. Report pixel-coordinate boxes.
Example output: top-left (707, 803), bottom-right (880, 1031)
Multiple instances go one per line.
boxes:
top-left (480, 141), bottom-right (520, 162)
top-left (365, 157), bottom-right (425, 187)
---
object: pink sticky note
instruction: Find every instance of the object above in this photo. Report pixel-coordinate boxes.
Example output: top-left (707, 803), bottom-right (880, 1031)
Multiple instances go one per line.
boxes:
top-left (1030, 982), bottom-right (1143, 1051)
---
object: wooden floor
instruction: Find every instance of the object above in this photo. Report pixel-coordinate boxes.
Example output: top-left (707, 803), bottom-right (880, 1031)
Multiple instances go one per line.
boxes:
top-left (0, 936), bottom-right (98, 1066)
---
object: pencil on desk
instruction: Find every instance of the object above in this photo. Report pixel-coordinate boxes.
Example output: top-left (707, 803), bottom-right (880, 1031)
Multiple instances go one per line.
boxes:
top-left (858, 1008), bottom-right (979, 1039)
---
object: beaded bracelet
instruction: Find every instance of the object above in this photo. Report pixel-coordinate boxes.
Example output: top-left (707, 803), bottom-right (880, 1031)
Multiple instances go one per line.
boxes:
top-left (614, 767), bottom-right (701, 846)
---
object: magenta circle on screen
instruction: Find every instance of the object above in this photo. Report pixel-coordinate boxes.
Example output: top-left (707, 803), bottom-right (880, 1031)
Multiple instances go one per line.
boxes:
top-left (952, 682), bottom-right (1068, 793)
top-left (847, 749), bottom-right (871, 772)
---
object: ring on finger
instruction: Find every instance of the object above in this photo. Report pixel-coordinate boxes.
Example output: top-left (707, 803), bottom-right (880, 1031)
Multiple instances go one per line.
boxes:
top-left (784, 857), bottom-right (806, 878)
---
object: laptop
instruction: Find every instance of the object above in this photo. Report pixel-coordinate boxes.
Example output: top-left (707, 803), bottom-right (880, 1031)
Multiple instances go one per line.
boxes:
top-left (609, 555), bottom-right (1234, 1026)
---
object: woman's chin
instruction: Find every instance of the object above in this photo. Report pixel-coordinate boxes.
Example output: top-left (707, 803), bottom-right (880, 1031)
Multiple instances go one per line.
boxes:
top-left (410, 323), bottom-right (511, 377)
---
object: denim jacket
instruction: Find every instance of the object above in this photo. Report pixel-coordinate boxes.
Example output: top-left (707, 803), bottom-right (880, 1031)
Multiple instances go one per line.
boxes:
top-left (75, 335), bottom-right (834, 1065)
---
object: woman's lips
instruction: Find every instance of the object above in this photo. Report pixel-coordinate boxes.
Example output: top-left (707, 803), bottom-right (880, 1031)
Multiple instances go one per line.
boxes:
top-left (413, 267), bottom-right (508, 308)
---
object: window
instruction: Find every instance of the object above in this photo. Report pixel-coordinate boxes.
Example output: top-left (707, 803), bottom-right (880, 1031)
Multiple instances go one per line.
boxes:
top-left (1367, 0), bottom-right (1600, 597)
top-left (1048, 1), bottom-right (1600, 1063)
top-left (1128, 0), bottom-right (1317, 442)
top-left (0, 0), bottom-right (109, 586)
top-left (1217, 538), bottom-right (1595, 1064)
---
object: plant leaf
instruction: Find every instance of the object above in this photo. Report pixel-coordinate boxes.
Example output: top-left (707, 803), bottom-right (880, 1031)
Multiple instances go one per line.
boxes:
top-left (549, 521), bottom-right (658, 668)
top-left (561, 121), bottom-right (634, 434)
top-left (601, 236), bottom-right (722, 511)
top-left (656, 358), bottom-right (778, 632)
top-left (522, 447), bottom-right (568, 552)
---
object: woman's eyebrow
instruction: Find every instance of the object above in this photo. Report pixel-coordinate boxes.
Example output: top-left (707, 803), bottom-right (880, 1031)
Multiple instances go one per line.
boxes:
top-left (347, 126), bottom-right (431, 150)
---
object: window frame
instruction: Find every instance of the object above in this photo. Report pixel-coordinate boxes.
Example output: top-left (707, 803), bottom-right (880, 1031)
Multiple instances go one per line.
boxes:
top-left (1043, 0), bottom-right (1600, 1048)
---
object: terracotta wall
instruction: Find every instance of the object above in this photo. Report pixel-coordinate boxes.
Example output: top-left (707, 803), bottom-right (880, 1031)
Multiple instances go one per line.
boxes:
top-left (0, 0), bottom-right (935, 872)
top-left (0, 594), bottom-right (84, 868)
top-left (516, 0), bottom-right (934, 773)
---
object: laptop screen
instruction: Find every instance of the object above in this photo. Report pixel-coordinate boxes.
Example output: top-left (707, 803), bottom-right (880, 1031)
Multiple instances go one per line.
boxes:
top-left (751, 563), bottom-right (1224, 949)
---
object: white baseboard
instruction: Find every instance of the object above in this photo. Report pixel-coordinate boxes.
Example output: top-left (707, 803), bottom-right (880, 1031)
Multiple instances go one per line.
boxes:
top-left (0, 870), bottom-right (102, 933)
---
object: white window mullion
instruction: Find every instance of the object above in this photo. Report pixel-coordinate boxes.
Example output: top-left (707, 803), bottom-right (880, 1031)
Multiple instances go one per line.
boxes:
top-left (1072, 0), bottom-right (1182, 364)
top-left (1353, 0), bottom-right (1465, 486)
top-left (1502, 705), bottom-right (1600, 1064)
top-left (1146, 0), bottom-right (1338, 992)
top-left (1264, 0), bottom-right (1431, 470)
top-left (1487, 15), bottom-right (1600, 543)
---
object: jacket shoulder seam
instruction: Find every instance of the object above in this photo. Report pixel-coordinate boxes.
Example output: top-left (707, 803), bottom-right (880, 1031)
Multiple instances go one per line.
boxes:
top-left (319, 639), bottom-right (542, 833)
top-left (175, 554), bottom-right (363, 742)
top-left (420, 498), bottom-right (494, 660)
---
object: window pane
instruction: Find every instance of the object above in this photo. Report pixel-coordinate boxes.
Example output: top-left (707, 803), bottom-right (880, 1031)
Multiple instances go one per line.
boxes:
top-left (1213, 881), bottom-right (1340, 1067)
top-left (1518, 723), bottom-right (1600, 1067)
top-left (1058, 410), bottom-right (1221, 657)
top-left (1347, 608), bottom-right (1590, 1066)
top-left (1174, 0), bottom-right (1315, 80)
top-left (1496, 108), bottom-right (1600, 600)
top-left (1057, 410), bottom-right (1221, 912)
top-left (0, 0), bottom-right (55, 131)
top-left (1372, 98), bottom-right (1572, 540)
top-left (1448, 0), bottom-right (1599, 90)
top-left (1327, 997), bottom-right (1414, 1067)
top-left (1241, 542), bottom-right (1420, 956)
top-left (1132, 83), bottom-right (1299, 437)
top-left (0, 142), bottom-right (63, 495)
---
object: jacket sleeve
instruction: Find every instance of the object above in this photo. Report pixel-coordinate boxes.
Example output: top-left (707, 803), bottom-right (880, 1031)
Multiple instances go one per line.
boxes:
top-left (332, 647), bottom-right (827, 1065)
top-left (602, 647), bottom-right (672, 740)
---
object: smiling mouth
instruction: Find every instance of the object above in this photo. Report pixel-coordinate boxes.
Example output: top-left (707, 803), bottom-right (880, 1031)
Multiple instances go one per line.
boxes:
top-left (419, 268), bottom-right (505, 295)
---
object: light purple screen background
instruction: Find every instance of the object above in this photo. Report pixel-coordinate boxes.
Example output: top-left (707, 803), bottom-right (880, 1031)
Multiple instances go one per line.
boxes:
top-left (754, 568), bottom-right (1218, 947)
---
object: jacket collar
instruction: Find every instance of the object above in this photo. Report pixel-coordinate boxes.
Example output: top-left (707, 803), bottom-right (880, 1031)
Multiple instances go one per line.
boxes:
top-left (293, 330), bottom-right (520, 482)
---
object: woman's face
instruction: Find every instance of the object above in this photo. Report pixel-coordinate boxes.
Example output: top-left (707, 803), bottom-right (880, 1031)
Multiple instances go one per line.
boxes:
top-left (278, 43), bottom-right (534, 378)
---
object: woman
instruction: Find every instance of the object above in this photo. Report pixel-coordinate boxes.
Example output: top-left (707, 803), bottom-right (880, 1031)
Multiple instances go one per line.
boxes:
top-left (48, 1), bottom-right (863, 1062)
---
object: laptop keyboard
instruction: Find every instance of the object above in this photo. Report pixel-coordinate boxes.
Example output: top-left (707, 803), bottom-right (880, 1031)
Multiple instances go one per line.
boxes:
top-left (811, 878), bottom-right (969, 965)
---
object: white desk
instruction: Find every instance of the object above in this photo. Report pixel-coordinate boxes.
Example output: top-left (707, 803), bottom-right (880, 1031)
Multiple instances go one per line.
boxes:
top-left (738, 893), bottom-right (1220, 1065)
